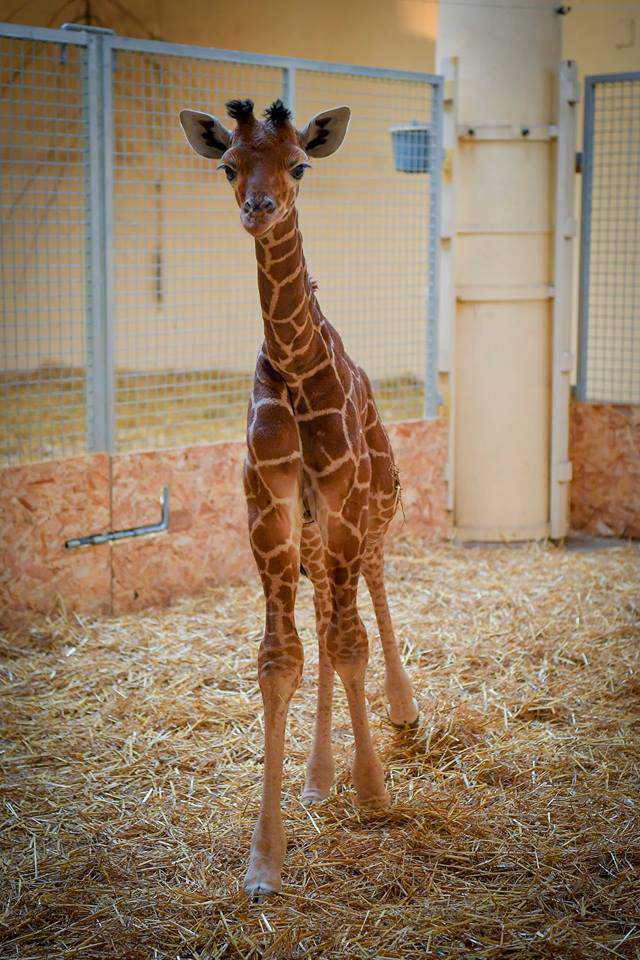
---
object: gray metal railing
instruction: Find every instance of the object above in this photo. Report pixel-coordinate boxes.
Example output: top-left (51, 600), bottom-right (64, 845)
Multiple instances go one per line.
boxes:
top-left (577, 72), bottom-right (640, 404)
top-left (0, 22), bottom-right (442, 465)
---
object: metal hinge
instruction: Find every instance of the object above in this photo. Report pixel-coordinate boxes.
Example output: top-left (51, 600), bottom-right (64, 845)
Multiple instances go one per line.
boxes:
top-left (65, 486), bottom-right (169, 548)
top-left (575, 151), bottom-right (583, 174)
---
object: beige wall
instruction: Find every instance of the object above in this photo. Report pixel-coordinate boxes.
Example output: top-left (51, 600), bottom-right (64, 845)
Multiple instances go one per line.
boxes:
top-left (562, 0), bottom-right (640, 79)
top-left (0, 0), bottom-right (437, 69)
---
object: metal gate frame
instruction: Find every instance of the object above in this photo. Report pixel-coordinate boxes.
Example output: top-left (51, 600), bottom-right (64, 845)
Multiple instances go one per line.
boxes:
top-left (1, 21), bottom-right (443, 460)
top-left (577, 70), bottom-right (640, 403)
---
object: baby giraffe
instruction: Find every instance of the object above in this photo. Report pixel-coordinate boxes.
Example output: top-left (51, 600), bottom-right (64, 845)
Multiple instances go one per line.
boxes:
top-left (180, 98), bottom-right (418, 901)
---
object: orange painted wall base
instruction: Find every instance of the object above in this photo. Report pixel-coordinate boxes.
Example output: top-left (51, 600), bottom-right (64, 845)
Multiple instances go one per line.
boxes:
top-left (0, 419), bottom-right (448, 628)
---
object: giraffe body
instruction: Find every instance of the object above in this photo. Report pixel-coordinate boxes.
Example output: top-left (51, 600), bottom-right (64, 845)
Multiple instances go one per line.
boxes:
top-left (180, 98), bottom-right (418, 901)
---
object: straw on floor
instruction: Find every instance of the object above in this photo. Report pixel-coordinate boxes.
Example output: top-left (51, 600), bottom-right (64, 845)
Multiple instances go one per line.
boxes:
top-left (1, 539), bottom-right (639, 959)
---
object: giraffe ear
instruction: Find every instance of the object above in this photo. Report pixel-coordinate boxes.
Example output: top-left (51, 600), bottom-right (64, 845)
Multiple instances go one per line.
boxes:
top-left (299, 106), bottom-right (351, 158)
top-left (179, 109), bottom-right (231, 159)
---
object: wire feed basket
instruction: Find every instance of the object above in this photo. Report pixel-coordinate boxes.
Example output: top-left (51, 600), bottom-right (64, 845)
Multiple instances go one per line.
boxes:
top-left (390, 122), bottom-right (431, 173)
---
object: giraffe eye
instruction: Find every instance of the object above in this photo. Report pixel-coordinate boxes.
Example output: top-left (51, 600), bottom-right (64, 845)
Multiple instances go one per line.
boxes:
top-left (218, 164), bottom-right (237, 182)
top-left (290, 163), bottom-right (310, 180)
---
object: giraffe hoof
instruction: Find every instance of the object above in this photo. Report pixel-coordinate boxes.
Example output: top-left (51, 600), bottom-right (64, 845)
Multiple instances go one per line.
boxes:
top-left (300, 785), bottom-right (331, 805)
top-left (245, 883), bottom-right (278, 904)
top-left (243, 855), bottom-right (282, 903)
top-left (387, 697), bottom-right (420, 729)
top-left (357, 789), bottom-right (391, 810)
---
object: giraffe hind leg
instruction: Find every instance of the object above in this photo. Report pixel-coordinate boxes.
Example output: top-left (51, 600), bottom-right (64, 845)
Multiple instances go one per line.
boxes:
top-left (318, 493), bottom-right (388, 809)
top-left (363, 539), bottom-right (419, 728)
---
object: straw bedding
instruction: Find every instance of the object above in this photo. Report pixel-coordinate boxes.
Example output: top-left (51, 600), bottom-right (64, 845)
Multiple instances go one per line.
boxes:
top-left (1, 539), bottom-right (639, 959)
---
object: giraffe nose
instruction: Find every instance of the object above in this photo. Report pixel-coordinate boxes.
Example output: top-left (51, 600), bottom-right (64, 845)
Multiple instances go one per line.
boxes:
top-left (243, 195), bottom-right (276, 214)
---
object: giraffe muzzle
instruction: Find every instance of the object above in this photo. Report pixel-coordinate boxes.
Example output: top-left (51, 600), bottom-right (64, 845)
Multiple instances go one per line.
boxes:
top-left (243, 195), bottom-right (276, 214)
top-left (240, 195), bottom-right (278, 236)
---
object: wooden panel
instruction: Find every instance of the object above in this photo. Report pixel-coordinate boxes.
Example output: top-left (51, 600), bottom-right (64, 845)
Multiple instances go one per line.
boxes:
top-left (455, 301), bottom-right (551, 541)
top-left (110, 442), bottom-right (250, 614)
top-left (386, 419), bottom-right (449, 542)
top-left (0, 420), bottom-right (448, 624)
top-left (0, 455), bottom-right (111, 628)
top-left (570, 402), bottom-right (640, 539)
top-left (110, 420), bottom-right (449, 614)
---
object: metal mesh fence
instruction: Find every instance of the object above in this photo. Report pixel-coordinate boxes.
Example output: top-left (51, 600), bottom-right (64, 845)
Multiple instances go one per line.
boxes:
top-left (0, 25), bottom-right (441, 466)
top-left (110, 51), bottom-right (284, 451)
top-left (0, 31), bottom-right (90, 465)
top-left (578, 73), bottom-right (640, 403)
top-left (296, 69), bottom-right (437, 422)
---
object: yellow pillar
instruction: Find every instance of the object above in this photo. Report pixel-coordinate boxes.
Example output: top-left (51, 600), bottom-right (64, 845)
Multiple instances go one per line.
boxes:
top-left (437, 0), bottom-right (562, 541)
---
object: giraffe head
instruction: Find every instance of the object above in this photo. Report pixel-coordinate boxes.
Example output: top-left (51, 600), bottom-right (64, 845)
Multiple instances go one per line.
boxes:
top-left (179, 98), bottom-right (350, 237)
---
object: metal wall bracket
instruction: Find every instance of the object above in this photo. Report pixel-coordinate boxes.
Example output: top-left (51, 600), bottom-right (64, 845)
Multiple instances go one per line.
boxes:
top-left (65, 487), bottom-right (169, 548)
top-left (457, 123), bottom-right (557, 142)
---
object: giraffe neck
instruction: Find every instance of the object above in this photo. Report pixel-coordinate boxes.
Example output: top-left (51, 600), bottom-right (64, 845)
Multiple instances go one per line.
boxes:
top-left (255, 207), bottom-right (326, 383)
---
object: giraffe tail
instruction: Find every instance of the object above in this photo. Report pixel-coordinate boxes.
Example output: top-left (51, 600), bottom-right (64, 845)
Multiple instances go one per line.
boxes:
top-left (392, 463), bottom-right (406, 529)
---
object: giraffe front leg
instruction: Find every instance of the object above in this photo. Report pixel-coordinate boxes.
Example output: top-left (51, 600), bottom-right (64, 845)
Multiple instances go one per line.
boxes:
top-left (243, 444), bottom-right (304, 901)
top-left (244, 628), bottom-right (301, 901)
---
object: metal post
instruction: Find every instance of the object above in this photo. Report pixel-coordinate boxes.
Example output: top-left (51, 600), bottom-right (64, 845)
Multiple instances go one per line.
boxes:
top-left (424, 75), bottom-right (443, 419)
top-left (283, 65), bottom-right (296, 120)
top-left (576, 77), bottom-right (595, 403)
top-left (83, 28), bottom-right (115, 452)
top-left (550, 60), bottom-right (579, 540)
top-left (438, 57), bottom-right (458, 510)
top-left (102, 34), bottom-right (116, 453)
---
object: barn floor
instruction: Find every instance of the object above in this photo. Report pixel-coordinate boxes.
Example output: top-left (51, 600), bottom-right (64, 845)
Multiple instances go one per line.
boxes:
top-left (1, 539), bottom-right (639, 959)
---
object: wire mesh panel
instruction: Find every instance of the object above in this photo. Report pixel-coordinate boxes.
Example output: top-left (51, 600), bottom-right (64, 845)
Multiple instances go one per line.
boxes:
top-left (0, 29), bottom-right (90, 465)
top-left (578, 73), bottom-right (640, 403)
top-left (110, 49), bottom-right (283, 451)
top-left (0, 25), bottom-right (441, 464)
top-left (295, 70), bottom-right (438, 421)
top-left (109, 46), bottom-right (440, 451)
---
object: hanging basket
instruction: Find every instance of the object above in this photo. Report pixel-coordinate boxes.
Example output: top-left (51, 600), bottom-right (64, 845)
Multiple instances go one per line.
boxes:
top-left (390, 122), bottom-right (431, 173)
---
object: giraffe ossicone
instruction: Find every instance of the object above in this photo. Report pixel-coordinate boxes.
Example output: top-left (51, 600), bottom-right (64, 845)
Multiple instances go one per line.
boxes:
top-left (179, 97), bottom-right (419, 901)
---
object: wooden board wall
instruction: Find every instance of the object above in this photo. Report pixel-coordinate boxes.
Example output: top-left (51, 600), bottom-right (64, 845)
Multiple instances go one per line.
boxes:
top-left (0, 419), bottom-right (448, 627)
top-left (570, 402), bottom-right (640, 539)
